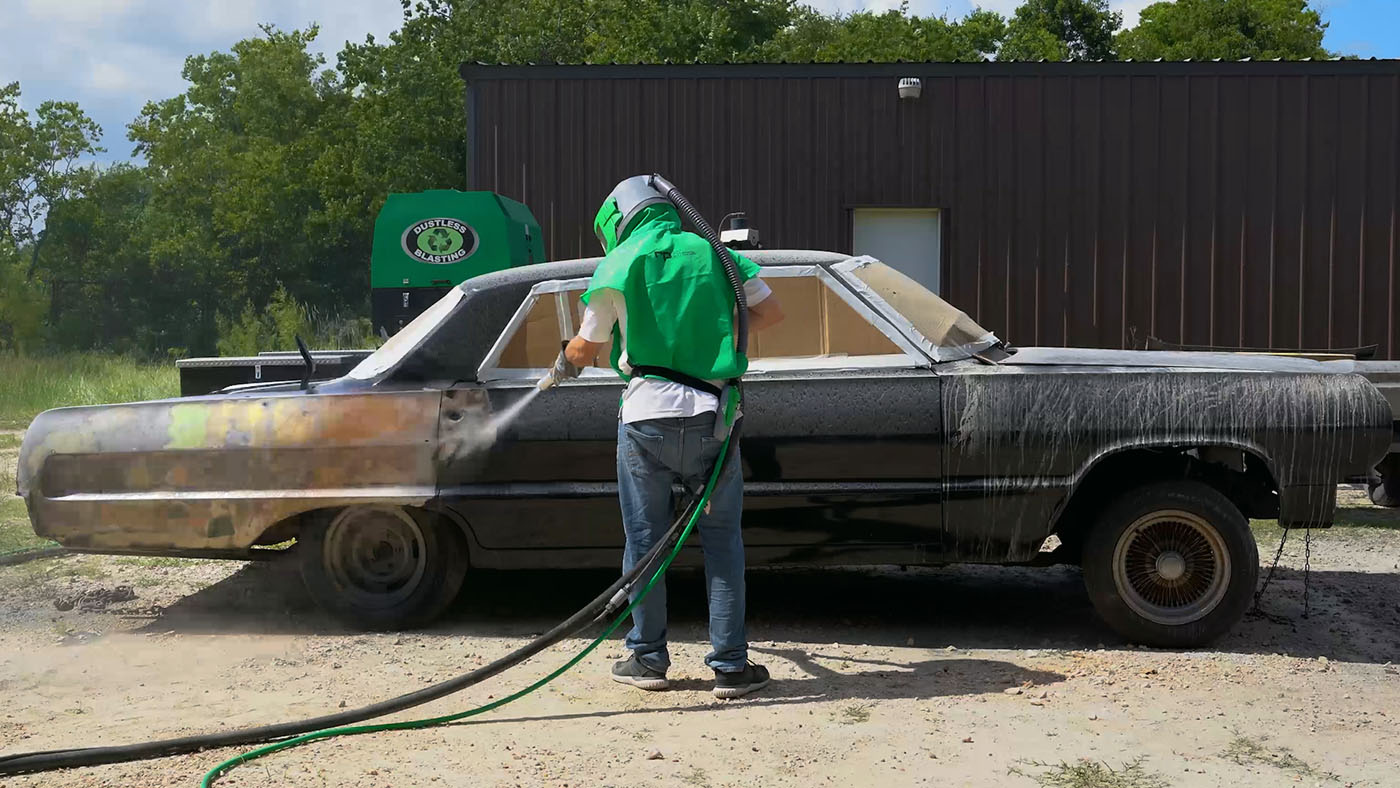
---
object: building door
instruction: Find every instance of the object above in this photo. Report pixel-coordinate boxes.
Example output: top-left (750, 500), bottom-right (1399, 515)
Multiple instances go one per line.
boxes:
top-left (851, 208), bottom-right (942, 294)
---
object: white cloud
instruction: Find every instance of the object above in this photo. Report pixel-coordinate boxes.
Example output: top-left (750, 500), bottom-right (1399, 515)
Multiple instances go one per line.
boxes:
top-left (88, 61), bottom-right (137, 94)
top-left (22, 0), bottom-right (141, 27)
top-left (1112, 0), bottom-right (1158, 28)
top-left (0, 0), bottom-right (404, 163)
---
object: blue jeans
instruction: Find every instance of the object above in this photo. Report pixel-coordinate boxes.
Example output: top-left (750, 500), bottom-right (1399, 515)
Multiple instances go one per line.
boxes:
top-left (617, 414), bottom-right (747, 673)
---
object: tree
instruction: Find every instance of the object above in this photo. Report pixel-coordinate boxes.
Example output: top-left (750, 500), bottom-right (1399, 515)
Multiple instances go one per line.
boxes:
top-left (37, 165), bottom-right (158, 352)
top-left (0, 82), bottom-right (102, 273)
top-left (0, 242), bottom-right (46, 351)
top-left (125, 26), bottom-right (363, 352)
top-left (757, 5), bottom-right (1006, 62)
top-left (1000, 0), bottom-right (1121, 61)
top-left (1116, 0), bottom-right (1330, 61)
top-left (0, 82), bottom-right (102, 351)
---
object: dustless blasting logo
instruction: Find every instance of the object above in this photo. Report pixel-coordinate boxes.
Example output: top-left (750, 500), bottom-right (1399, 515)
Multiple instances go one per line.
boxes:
top-left (401, 218), bottom-right (478, 264)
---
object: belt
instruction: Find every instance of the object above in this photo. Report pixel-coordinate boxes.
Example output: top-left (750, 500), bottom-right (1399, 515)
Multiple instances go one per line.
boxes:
top-left (629, 365), bottom-right (723, 397)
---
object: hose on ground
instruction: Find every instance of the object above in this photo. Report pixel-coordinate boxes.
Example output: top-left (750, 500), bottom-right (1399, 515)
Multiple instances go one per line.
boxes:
top-left (0, 494), bottom-right (701, 777)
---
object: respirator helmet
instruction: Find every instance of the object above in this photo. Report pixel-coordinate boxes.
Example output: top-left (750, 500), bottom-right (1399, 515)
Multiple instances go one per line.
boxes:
top-left (593, 175), bottom-right (671, 253)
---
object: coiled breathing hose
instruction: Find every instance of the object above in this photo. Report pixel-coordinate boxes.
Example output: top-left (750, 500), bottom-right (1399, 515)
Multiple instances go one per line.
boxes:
top-left (0, 176), bottom-right (752, 786)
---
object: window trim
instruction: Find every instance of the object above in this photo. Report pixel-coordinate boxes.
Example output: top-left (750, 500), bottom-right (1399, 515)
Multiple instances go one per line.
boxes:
top-left (475, 265), bottom-right (930, 384)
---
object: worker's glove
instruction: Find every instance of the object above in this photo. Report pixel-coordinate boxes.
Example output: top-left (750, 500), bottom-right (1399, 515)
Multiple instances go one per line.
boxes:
top-left (538, 341), bottom-right (582, 390)
top-left (552, 346), bottom-right (582, 381)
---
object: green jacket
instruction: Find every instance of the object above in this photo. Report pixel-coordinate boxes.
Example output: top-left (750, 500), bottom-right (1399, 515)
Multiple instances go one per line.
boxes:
top-left (583, 203), bottom-right (758, 382)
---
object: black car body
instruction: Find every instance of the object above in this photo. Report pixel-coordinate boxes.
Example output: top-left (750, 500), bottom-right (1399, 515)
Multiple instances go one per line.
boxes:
top-left (18, 251), bottom-right (1391, 644)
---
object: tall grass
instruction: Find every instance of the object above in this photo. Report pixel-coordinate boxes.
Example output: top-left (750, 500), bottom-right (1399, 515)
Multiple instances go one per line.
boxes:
top-left (0, 353), bottom-right (179, 429)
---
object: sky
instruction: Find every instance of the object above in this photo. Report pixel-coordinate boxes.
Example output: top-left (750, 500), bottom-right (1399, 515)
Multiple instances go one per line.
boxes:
top-left (1, 0), bottom-right (1396, 165)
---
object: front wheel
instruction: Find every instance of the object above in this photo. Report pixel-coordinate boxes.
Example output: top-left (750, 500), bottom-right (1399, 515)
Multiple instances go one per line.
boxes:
top-left (1082, 481), bottom-right (1257, 648)
top-left (299, 505), bottom-right (467, 631)
top-left (1368, 454), bottom-right (1400, 507)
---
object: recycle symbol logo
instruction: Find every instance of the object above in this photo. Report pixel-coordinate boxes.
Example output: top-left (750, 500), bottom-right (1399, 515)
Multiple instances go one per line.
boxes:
top-left (402, 218), bottom-right (476, 264)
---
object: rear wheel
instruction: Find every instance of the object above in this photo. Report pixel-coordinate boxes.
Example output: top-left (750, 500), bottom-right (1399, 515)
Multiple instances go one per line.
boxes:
top-left (299, 505), bottom-right (467, 631)
top-left (1082, 481), bottom-right (1257, 647)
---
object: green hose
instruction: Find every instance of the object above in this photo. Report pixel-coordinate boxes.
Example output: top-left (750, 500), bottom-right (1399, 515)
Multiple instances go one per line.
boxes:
top-left (200, 432), bottom-right (732, 787)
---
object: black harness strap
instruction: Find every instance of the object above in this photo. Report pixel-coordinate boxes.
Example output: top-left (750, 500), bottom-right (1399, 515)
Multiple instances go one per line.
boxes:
top-left (629, 365), bottom-right (723, 397)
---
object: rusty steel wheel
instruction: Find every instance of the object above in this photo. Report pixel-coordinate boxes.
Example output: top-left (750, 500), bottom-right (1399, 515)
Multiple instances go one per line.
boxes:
top-left (1111, 510), bottom-right (1230, 626)
top-left (1083, 481), bottom-right (1257, 648)
top-left (323, 506), bottom-right (429, 609)
top-left (299, 505), bottom-right (467, 631)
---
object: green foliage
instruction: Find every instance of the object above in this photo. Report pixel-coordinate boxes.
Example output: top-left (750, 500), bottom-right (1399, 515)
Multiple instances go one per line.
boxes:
top-left (1008, 757), bottom-right (1168, 788)
top-left (756, 5), bottom-right (1006, 62)
top-left (216, 286), bottom-right (377, 355)
top-left (1117, 0), bottom-right (1330, 61)
top-left (216, 286), bottom-right (309, 355)
top-left (1001, 0), bottom-right (1121, 61)
top-left (0, 242), bottom-right (47, 352)
top-left (0, 81), bottom-right (103, 247)
top-left (0, 352), bottom-right (178, 429)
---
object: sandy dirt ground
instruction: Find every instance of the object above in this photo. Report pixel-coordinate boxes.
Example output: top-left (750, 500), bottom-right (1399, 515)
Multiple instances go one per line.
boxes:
top-left (2, 494), bottom-right (1399, 788)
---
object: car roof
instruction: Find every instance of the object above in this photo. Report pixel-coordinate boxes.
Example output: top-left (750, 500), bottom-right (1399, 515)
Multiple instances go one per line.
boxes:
top-left (454, 249), bottom-right (851, 296)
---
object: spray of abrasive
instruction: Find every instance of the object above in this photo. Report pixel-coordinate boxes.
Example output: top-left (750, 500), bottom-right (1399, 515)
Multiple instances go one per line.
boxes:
top-left (437, 386), bottom-right (543, 462)
top-left (439, 344), bottom-right (576, 462)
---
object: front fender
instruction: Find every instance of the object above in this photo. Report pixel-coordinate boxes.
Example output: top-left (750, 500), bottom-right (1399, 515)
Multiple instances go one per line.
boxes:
top-left (19, 388), bottom-right (441, 552)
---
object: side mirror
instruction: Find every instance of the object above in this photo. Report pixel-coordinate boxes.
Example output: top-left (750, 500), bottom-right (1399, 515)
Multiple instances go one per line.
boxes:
top-left (295, 335), bottom-right (317, 391)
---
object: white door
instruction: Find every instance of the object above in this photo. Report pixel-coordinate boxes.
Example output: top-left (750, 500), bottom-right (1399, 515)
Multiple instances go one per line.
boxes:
top-left (851, 208), bottom-right (942, 294)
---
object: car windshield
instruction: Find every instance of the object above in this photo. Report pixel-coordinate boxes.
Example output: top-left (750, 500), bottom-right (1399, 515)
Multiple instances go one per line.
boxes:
top-left (348, 287), bottom-right (465, 380)
top-left (834, 257), bottom-right (999, 362)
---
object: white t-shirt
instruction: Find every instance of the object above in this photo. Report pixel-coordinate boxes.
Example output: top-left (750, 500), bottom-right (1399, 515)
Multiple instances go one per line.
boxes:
top-left (578, 278), bottom-right (773, 424)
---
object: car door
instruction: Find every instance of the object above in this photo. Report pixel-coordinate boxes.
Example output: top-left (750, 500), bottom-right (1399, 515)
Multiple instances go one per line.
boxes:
top-left (830, 256), bottom-right (1006, 563)
top-left (437, 278), bottom-right (627, 551)
top-left (726, 265), bottom-right (943, 564)
top-left (439, 265), bottom-right (945, 563)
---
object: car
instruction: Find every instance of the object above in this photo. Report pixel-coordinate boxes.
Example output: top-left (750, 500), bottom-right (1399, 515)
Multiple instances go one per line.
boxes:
top-left (16, 251), bottom-right (1392, 645)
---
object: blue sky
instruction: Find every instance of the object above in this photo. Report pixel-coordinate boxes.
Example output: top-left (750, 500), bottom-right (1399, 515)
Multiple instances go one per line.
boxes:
top-left (1, 0), bottom-right (1395, 165)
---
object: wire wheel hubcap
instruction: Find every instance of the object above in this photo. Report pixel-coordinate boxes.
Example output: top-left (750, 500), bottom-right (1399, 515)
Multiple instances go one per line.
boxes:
top-left (323, 506), bottom-right (427, 608)
top-left (1111, 510), bottom-right (1230, 626)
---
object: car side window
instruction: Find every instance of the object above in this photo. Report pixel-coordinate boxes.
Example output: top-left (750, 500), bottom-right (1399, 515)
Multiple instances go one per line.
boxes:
top-left (747, 275), bottom-right (903, 363)
top-left (476, 268), bottom-right (927, 383)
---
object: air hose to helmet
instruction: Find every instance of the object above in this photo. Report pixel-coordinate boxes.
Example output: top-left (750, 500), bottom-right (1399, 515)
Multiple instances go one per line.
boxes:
top-left (0, 176), bottom-right (749, 786)
top-left (648, 174), bottom-right (748, 356)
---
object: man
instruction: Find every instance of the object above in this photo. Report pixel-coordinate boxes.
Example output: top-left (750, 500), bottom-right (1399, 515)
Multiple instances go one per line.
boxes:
top-left (562, 176), bottom-right (784, 699)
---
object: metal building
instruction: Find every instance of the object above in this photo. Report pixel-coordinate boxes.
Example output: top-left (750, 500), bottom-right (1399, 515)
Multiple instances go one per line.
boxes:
top-left (459, 61), bottom-right (1400, 356)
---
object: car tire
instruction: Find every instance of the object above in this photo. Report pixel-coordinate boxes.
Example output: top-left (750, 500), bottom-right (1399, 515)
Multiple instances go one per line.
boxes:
top-left (1368, 454), bottom-right (1400, 507)
top-left (1082, 481), bottom-right (1257, 648)
top-left (298, 505), bottom-right (467, 631)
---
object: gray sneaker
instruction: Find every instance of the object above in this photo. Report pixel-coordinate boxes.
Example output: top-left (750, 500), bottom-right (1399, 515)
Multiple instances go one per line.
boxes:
top-left (611, 654), bottom-right (669, 691)
top-left (712, 662), bottom-right (770, 699)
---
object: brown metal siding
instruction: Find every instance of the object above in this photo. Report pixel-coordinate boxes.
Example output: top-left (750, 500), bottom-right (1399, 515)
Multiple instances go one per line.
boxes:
top-left (464, 62), bottom-right (1400, 357)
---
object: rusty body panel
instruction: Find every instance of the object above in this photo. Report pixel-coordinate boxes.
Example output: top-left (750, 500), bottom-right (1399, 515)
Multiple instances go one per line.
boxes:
top-left (18, 388), bottom-right (442, 552)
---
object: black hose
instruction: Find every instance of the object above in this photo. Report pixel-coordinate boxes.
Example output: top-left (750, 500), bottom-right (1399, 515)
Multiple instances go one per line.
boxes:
top-left (648, 174), bottom-right (749, 356)
top-left (0, 496), bottom-right (699, 776)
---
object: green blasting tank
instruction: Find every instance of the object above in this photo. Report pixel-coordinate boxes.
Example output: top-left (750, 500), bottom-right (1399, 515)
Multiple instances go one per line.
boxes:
top-left (370, 190), bottom-right (543, 336)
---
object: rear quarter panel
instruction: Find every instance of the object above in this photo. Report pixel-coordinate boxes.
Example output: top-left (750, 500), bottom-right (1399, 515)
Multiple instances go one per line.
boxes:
top-left (941, 364), bottom-right (1391, 562)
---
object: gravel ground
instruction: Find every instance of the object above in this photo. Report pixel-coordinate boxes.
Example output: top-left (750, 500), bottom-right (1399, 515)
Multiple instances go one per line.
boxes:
top-left (1, 493), bottom-right (1398, 788)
